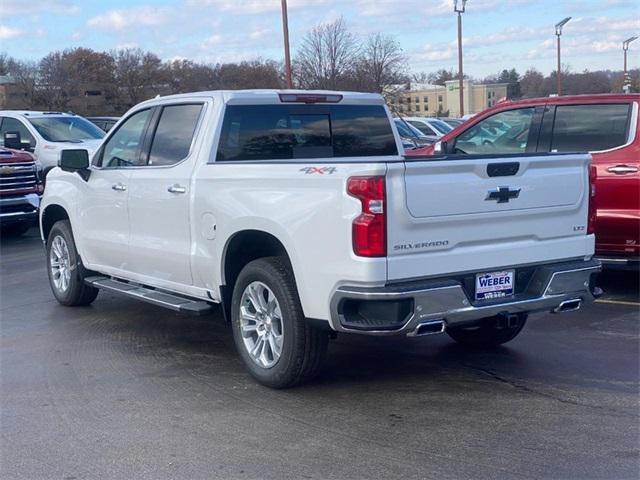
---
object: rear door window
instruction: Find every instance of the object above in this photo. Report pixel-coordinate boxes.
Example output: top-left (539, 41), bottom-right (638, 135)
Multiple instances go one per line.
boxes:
top-left (147, 104), bottom-right (203, 166)
top-left (216, 105), bottom-right (397, 161)
top-left (453, 108), bottom-right (536, 155)
top-left (549, 104), bottom-right (631, 152)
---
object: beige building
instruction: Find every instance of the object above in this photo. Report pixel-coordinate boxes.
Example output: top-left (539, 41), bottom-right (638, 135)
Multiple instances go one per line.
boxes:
top-left (389, 80), bottom-right (509, 118)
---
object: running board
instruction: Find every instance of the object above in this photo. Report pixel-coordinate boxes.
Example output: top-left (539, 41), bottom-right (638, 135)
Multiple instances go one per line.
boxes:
top-left (85, 276), bottom-right (215, 316)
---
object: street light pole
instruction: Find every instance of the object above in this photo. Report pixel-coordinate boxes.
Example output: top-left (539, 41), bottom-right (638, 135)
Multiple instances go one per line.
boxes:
top-left (281, 0), bottom-right (293, 89)
top-left (454, 0), bottom-right (467, 117)
top-left (554, 17), bottom-right (571, 96)
top-left (622, 36), bottom-right (638, 93)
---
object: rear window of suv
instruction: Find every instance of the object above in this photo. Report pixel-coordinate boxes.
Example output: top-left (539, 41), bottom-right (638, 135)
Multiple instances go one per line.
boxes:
top-left (216, 104), bottom-right (398, 161)
top-left (550, 103), bottom-right (631, 152)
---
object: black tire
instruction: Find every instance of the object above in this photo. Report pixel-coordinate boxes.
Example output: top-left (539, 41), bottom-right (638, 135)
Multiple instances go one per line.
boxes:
top-left (231, 256), bottom-right (328, 388)
top-left (1, 222), bottom-right (31, 237)
top-left (446, 313), bottom-right (527, 348)
top-left (46, 220), bottom-right (99, 306)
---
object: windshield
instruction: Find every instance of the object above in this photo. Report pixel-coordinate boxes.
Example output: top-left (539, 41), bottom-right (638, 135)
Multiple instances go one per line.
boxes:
top-left (429, 119), bottom-right (453, 134)
top-left (395, 119), bottom-right (424, 138)
top-left (28, 116), bottom-right (105, 142)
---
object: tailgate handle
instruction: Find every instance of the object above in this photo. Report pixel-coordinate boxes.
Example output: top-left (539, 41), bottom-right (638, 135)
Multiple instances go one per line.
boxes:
top-left (487, 162), bottom-right (520, 177)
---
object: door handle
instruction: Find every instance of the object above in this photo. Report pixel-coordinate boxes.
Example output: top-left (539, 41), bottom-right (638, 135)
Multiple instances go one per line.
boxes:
top-left (167, 184), bottom-right (187, 194)
top-left (607, 165), bottom-right (638, 174)
top-left (111, 183), bottom-right (127, 191)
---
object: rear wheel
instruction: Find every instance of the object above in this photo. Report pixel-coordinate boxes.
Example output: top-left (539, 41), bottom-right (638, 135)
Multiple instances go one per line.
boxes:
top-left (231, 256), bottom-right (328, 388)
top-left (46, 220), bottom-right (99, 306)
top-left (446, 313), bottom-right (527, 347)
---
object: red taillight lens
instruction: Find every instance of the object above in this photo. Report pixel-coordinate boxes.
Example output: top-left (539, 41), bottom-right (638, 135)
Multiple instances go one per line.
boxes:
top-left (347, 176), bottom-right (386, 257)
top-left (588, 165), bottom-right (597, 235)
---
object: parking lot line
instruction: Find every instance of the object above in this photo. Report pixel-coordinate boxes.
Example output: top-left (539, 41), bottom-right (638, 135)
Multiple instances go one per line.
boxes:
top-left (595, 298), bottom-right (640, 307)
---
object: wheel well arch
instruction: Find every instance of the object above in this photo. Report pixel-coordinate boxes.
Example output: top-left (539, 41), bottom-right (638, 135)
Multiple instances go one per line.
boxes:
top-left (222, 229), bottom-right (293, 288)
top-left (41, 204), bottom-right (70, 241)
top-left (219, 230), bottom-right (294, 321)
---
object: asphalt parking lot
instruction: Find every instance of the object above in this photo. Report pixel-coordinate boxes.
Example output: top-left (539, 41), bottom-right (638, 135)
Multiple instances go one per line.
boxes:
top-left (1, 229), bottom-right (638, 480)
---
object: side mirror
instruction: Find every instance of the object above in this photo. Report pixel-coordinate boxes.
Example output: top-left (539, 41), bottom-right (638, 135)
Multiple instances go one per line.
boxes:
top-left (4, 131), bottom-right (21, 150)
top-left (59, 149), bottom-right (91, 180)
top-left (434, 141), bottom-right (448, 154)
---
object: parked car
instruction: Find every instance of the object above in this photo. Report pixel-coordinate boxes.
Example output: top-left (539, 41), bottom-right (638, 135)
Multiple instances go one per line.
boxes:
top-left (393, 118), bottom-right (437, 146)
top-left (86, 116), bottom-right (120, 132)
top-left (0, 111), bottom-right (105, 174)
top-left (404, 116), bottom-right (451, 137)
top-left (439, 117), bottom-right (465, 128)
top-left (408, 94), bottom-right (640, 269)
top-left (41, 89), bottom-right (600, 388)
top-left (0, 146), bottom-right (44, 236)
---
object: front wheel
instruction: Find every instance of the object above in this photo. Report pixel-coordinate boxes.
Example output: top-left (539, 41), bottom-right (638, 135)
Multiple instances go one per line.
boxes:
top-left (46, 220), bottom-right (99, 306)
top-left (446, 313), bottom-right (527, 348)
top-left (231, 257), bottom-right (328, 388)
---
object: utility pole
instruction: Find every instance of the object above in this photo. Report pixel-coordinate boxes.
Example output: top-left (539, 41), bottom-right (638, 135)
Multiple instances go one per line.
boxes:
top-left (554, 17), bottom-right (571, 96)
top-left (454, 0), bottom-right (467, 117)
top-left (623, 36), bottom-right (638, 93)
top-left (281, 0), bottom-right (293, 89)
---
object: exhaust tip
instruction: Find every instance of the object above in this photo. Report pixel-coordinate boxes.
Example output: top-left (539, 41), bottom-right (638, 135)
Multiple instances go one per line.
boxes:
top-left (553, 299), bottom-right (582, 313)
top-left (409, 320), bottom-right (446, 337)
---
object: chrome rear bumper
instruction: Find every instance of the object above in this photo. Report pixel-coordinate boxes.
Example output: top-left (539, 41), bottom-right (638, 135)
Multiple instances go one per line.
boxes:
top-left (329, 259), bottom-right (601, 336)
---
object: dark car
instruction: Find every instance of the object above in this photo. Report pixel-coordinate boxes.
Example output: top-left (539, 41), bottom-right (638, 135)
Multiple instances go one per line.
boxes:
top-left (86, 116), bottom-right (120, 132)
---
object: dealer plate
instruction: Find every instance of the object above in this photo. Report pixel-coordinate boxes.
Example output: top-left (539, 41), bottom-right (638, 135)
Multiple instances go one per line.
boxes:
top-left (475, 270), bottom-right (515, 301)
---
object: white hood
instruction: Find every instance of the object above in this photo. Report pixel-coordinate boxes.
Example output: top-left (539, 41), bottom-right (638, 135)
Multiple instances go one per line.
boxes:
top-left (77, 139), bottom-right (103, 155)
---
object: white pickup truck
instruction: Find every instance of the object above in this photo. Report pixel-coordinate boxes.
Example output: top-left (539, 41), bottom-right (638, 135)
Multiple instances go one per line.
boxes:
top-left (40, 90), bottom-right (601, 388)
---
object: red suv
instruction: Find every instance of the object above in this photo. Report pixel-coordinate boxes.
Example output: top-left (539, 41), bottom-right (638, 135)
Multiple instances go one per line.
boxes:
top-left (409, 94), bottom-right (640, 269)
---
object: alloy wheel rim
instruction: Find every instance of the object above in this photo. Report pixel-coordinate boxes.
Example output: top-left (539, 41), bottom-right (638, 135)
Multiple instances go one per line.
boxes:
top-left (239, 281), bottom-right (284, 369)
top-left (50, 235), bottom-right (71, 293)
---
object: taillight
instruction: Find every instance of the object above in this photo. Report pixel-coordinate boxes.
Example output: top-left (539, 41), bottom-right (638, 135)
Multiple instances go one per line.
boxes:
top-left (588, 165), bottom-right (597, 235)
top-left (347, 176), bottom-right (386, 257)
top-left (278, 93), bottom-right (343, 103)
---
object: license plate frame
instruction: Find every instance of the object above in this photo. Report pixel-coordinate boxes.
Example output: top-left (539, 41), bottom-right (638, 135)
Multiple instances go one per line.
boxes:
top-left (475, 270), bottom-right (515, 301)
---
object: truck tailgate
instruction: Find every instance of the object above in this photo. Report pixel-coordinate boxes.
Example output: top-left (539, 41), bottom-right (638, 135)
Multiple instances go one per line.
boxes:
top-left (386, 153), bottom-right (595, 281)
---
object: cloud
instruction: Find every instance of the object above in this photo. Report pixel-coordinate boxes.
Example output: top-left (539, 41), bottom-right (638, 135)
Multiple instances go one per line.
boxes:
top-left (415, 44), bottom-right (456, 62)
top-left (87, 6), bottom-right (172, 31)
top-left (0, 25), bottom-right (24, 40)
top-left (202, 34), bottom-right (223, 47)
top-left (0, 0), bottom-right (78, 16)
top-left (116, 42), bottom-right (140, 50)
top-left (249, 28), bottom-right (274, 41)
top-left (464, 27), bottom-right (539, 48)
top-left (186, 0), bottom-right (329, 15)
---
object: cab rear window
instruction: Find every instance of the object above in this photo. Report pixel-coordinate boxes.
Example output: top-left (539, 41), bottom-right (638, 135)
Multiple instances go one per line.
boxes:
top-left (216, 104), bottom-right (398, 161)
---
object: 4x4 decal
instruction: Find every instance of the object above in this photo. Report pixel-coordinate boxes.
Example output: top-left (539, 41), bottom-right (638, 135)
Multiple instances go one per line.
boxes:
top-left (299, 167), bottom-right (337, 175)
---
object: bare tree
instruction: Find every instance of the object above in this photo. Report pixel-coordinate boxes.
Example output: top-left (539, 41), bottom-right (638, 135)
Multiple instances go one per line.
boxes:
top-left (294, 17), bottom-right (359, 90)
top-left (355, 33), bottom-right (406, 93)
top-left (112, 48), bottom-right (164, 109)
top-left (212, 59), bottom-right (283, 89)
top-left (38, 48), bottom-right (115, 111)
top-left (164, 59), bottom-right (216, 93)
top-left (38, 51), bottom-right (70, 110)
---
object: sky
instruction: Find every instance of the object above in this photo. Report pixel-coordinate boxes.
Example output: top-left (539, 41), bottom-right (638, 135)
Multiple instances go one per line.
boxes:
top-left (0, 0), bottom-right (638, 79)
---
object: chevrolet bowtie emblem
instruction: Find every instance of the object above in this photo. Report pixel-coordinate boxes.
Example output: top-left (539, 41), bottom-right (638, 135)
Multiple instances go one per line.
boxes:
top-left (0, 166), bottom-right (15, 175)
top-left (485, 186), bottom-right (521, 203)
